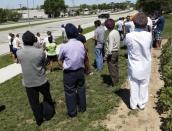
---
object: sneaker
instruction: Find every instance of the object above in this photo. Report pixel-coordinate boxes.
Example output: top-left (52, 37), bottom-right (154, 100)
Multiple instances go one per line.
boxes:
top-left (129, 105), bottom-right (137, 110)
top-left (138, 104), bottom-right (145, 110)
top-left (88, 72), bottom-right (93, 75)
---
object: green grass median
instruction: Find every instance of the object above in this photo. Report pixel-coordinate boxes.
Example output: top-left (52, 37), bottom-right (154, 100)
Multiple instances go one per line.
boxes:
top-left (163, 14), bottom-right (172, 38)
top-left (0, 54), bottom-right (14, 69)
top-left (0, 38), bottom-right (127, 130)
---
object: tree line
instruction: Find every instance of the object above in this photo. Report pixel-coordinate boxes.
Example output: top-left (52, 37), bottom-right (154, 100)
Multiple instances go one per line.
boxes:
top-left (42, 0), bottom-right (134, 18)
top-left (0, 9), bottom-right (21, 23)
top-left (136, 0), bottom-right (172, 14)
top-left (41, 0), bottom-right (172, 17)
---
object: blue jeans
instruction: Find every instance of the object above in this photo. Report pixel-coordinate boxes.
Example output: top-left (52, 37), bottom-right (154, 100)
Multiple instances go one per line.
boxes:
top-left (95, 48), bottom-right (103, 70)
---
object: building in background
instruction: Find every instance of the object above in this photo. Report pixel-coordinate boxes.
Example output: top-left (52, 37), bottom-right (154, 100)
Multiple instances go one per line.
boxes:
top-left (18, 9), bottom-right (48, 19)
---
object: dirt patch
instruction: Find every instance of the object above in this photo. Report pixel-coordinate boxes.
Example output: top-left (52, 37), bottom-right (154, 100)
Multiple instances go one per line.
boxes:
top-left (102, 48), bottom-right (164, 131)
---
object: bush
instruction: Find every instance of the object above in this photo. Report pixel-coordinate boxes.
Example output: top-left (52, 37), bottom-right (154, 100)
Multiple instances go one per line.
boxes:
top-left (157, 87), bottom-right (172, 114)
top-left (159, 38), bottom-right (172, 87)
top-left (157, 38), bottom-right (172, 131)
top-left (161, 112), bottom-right (172, 131)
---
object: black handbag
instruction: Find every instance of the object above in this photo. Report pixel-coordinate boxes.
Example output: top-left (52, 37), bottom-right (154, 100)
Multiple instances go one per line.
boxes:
top-left (41, 101), bottom-right (55, 121)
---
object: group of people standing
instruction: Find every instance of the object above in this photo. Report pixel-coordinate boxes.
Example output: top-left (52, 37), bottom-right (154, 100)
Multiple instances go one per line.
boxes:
top-left (8, 33), bottom-right (22, 62)
top-left (4, 11), bottom-right (165, 126)
top-left (93, 11), bottom-right (165, 111)
top-left (13, 23), bottom-right (88, 126)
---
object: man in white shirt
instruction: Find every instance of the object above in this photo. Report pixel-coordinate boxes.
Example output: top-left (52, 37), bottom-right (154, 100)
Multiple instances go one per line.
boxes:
top-left (124, 16), bottom-right (135, 35)
top-left (44, 31), bottom-right (54, 44)
top-left (104, 19), bottom-right (120, 86)
top-left (13, 34), bottom-right (22, 62)
top-left (61, 24), bottom-right (68, 43)
top-left (147, 16), bottom-right (153, 32)
top-left (34, 32), bottom-right (43, 48)
top-left (8, 33), bottom-right (13, 56)
top-left (116, 17), bottom-right (124, 41)
top-left (124, 13), bottom-right (152, 110)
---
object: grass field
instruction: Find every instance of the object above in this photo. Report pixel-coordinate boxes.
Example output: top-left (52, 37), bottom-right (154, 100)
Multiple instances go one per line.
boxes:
top-left (0, 54), bottom-right (14, 69)
top-left (0, 38), bottom-right (128, 130)
top-left (163, 14), bottom-right (172, 38)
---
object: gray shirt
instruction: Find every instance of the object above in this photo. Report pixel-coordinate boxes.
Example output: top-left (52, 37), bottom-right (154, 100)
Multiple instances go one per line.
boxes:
top-left (94, 25), bottom-right (105, 48)
top-left (17, 46), bottom-right (47, 87)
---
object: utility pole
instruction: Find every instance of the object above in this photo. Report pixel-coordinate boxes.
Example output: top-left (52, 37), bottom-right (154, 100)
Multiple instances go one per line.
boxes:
top-left (18, 4), bottom-right (22, 19)
top-left (18, 4), bottom-right (22, 10)
top-left (97, 0), bottom-right (99, 13)
top-left (33, 0), bottom-right (35, 9)
top-left (27, 0), bottom-right (30, 26)
top-left (72, 0), bottom-right (75, 7)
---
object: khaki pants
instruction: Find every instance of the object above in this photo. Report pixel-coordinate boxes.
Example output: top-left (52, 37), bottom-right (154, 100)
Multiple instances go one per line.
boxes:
top-left (107, 51), bottom-right (119, 85)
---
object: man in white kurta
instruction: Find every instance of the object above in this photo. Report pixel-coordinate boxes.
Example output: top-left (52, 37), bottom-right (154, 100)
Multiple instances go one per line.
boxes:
top-left (124, 13), bottom-right (152, 110)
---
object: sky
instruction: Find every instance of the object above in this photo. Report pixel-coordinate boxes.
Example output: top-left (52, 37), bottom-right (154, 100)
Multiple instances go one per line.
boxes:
top-left (0, 0), bottom-right (136, 9)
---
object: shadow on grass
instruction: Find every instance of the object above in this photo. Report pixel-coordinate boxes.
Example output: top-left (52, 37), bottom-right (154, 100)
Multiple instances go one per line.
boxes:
top-left (115, 88), bottom-right (130, 109)
top-left (101, 74), bottom-right (112, 86)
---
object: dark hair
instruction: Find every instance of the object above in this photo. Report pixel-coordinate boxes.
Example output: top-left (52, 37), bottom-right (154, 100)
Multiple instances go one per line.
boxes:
top-left (22, 31), bottom-right (37, 46)
top-left (47, 31), bottom-right (51, 36)
top-left (48, 36), bottom-right (53, 43)
top-left (154, 10), bottom-right (162, 18)
top-left (132, 12), bottom-right (148, 29)
top-left (105, 19), bottom-right (115, 30)
top-left (36, 32), bottom-right (40, 37)
top-left (126, 16), bottom-right (130, 21)
top-left (78, 25), bottom-right (83, 33)
top-left (94, 20), bottom-right (101, 27)
top-left (16, 34), bottom-right (19, 37)
top-left (11, 33), bottom-right (15, 38)
top-left (61, 24), bottom-right (65, 28)
top-left (10, 34), bottom-right (15, 43)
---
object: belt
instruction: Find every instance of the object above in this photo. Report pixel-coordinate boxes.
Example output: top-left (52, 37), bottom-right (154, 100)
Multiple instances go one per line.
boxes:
top-left (64, 67), bottom-right (84, 73)
top-left (112, 50), bottom-right (118, 52)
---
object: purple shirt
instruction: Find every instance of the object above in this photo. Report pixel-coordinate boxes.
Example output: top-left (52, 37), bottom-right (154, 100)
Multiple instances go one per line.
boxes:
top-left (58, 39), bottom-right (86, 70)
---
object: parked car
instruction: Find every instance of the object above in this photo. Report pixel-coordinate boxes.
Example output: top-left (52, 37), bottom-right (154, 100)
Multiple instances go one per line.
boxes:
top-left (98, 13), bottom-right (110, 19)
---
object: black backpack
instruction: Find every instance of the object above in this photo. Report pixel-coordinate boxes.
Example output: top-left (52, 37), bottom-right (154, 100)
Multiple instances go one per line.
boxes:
top-left (41, 101), bottom-right (55, 120)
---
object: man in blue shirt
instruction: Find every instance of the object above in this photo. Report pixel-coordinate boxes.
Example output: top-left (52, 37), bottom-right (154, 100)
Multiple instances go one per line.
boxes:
top-left (155, 11), bottom-right (165, 48)
top-left (58, 23), bottom-right (86, 118)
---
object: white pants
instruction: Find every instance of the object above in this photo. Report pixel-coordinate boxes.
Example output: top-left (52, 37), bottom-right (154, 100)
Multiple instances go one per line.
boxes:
top-left (129, 75), bottom-right (150, 109)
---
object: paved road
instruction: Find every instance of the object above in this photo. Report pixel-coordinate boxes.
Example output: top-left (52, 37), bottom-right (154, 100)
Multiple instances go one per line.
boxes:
top-left (0, 10), bottom-right (137, 55)
top-left (0, 31), bottom-right (94, 84)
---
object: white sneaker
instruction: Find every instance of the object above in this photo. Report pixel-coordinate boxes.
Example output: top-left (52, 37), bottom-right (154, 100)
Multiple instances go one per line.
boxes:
top-left (138, 104), bottom-right (145, 110)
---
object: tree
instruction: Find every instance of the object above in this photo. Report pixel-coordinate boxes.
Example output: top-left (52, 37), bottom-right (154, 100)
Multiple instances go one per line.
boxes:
top-left (43, 0), bottom-right (66, 18)
top-left (80, 4), bottom-right (90, 10)
top-left (91, 4), bottom-right (98, 10)
top-left (136, 0), bottom-right (172, 14)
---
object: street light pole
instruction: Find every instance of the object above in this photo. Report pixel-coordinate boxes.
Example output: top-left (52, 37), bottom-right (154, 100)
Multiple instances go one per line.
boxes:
top-left (27, 0), bottom-right (30, 26)
top-left (33, 0), bottom-right (35, 9)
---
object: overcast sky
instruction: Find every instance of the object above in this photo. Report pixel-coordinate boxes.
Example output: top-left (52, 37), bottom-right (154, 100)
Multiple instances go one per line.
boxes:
top-left (0, 0), bottom-right (136, 9)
